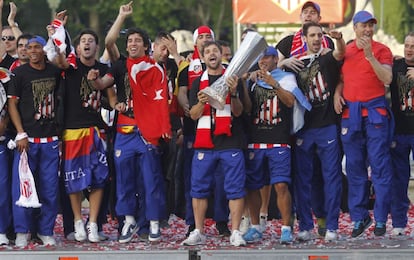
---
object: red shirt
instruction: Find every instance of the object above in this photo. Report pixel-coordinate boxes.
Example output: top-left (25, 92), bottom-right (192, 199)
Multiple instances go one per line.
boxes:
top-left (342, 40), bottom-right (393, 103)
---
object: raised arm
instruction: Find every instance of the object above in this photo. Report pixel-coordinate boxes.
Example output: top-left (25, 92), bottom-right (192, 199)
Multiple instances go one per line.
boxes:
top-left (329, 30), bottom-right (345, 61)
top-left (7, 2), bottom-right (22, 39)
top-left (0, 0), bottom-right (7, 60)
top-left (105, 1), bottom-right (133, 63)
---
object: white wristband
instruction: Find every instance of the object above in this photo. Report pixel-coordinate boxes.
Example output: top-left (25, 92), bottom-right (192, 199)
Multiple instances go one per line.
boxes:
top-left (15, 132), bottom-right (28, 141)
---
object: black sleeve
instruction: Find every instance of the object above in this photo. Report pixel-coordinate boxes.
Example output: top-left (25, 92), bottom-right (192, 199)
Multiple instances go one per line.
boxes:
top-left (189, 77), bottom-right (201, 108)
top-left (324, 35), bottom-right (335, 50)
top-left (276, 35), bottom-right (293, 58)
top-left (7, 72), bottom-right (21, 98)
top-left (178, 66), bottom-right (189, 87)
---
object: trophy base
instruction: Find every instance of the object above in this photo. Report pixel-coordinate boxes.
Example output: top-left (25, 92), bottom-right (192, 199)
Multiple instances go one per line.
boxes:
top-left (200, 86), bottom-right (226, 110)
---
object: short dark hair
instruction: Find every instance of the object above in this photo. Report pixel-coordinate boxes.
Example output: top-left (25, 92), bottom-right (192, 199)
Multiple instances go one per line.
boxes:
top-left (302, 21), bottom-right (322, 37)
top-left (217, 40), bottom-right (230, 48)
top-left (16, 33), bottom-right (33, 46)
top-left (79, 29), bottom-right (99, 45)
top-left (201, 41), bottom-right (222, 57)
top-left (125, 27), bottom-right (150, 55)
top-left (154, 31), bottom-right (175, 43)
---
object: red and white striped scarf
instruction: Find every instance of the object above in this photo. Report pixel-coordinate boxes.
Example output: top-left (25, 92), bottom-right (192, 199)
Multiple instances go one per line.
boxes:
top-left (187, 46), bottom-right (203, 90)
top-left (193, 69), bottom-right (232, 149)
top-left (290, 29), bottom-right (330, 58)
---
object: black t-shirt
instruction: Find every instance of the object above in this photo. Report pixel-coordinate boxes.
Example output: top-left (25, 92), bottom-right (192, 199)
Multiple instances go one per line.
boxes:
top-left (110, 57), bottom-right (134, 118)
top-left (63, 58), bottom-right (108, 129)
top-left (0, 54), bottom-right (16, 69)
top-left (295, 51), bottom-right (340, 129)
top-left (164, 58), bottom-right (181, 131)
top-left (8, 62), bottom-right (61, 137)
top-left (276, 34), bottom-right (335, 58)
top-left (390, 58), bottom-right (414, 134)
top-left (248, 82), bottom-right (292, 144)
top-left (189, 74), bottom-right (246, 150)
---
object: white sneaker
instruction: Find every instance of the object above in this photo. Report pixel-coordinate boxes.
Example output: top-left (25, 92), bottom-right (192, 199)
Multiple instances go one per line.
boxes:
top-left (15, 233), bottom-right (28, 247)
top-left (37, 234), bottom-right (56, 246)
top-left (182, 229), bottom-right (206, 246)
top-left (259, 214), bottom-right (267, 232)
top-left (325, 230), bottom-right (338, 241)
top-left (239, 216), bottom-right (250, 235)
top-left (0, 233), bottom-right (9, 245)
top-left (230, 230), bottom-right (246, 247)
top-left (392, 227), bottom-right (405, 236)
top-left (297, 230), bottom-right (311, 241)
top-left (86, 222), bottom-right (100, 243)
top-left (74, 219), bottom-right (87, 241)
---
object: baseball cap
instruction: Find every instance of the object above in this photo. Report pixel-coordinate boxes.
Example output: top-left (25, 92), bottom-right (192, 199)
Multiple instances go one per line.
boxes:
top-left (193, 26), bottom-right (215, 44)
top-left (353, 11), bottom-right (377, 25)
top-left (301, 1), bottom-right (321, 15)
top-left (264, 46), bottom-right (278, 57)
top-left (27, 35), bottom-right (46, 47)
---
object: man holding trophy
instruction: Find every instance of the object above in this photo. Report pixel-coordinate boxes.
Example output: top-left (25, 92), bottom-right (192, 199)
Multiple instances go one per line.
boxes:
top-left (181, 41), bottom-right (247, 247)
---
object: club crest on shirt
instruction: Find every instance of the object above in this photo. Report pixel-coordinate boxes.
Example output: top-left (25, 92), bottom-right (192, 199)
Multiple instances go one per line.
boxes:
top-left (115, 149), bottom-right (122, 158)
top-left (194, 65), bottom-right (202, 74)
top-left (296, 138), bottom-right (303, 146)
top-left (248, 151), bottom-right (255, 160)
top-left (390, 141), bottom-right (397, 149)
top-left (197, 152), bottom-right (204, 160)
top-left (341, 127), bottom-right (348, 136)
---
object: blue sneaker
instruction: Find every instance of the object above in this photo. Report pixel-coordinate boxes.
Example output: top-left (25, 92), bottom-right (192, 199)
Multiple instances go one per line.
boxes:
top-left (280, 226), bottom-right (293, 244)
top-left (374, 222), bottom-right (386, 236)
top-left (119, 222), bottom-right (138, 243)
top-left (351, 216), bottom-right (372, 238)
top-left (243, 227), bottom-right (262, 243)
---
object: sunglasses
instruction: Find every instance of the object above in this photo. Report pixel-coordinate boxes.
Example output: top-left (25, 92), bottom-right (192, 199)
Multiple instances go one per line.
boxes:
top-left (2, 36), bottom-right (16, 41)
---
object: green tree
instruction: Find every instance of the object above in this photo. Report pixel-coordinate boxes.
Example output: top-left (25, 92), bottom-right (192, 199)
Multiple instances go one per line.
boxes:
top-left (5, 0), bottom-right (233, 52)
top-left (372, 0), bottom-right (414, 42)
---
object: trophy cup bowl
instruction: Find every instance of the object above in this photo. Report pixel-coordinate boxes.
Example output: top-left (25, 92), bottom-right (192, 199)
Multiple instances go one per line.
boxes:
top-left (201, 31), bottom-right (268, 110)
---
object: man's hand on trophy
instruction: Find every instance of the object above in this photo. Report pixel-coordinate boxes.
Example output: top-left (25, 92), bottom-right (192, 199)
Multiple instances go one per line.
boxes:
top-left (197, 91), bottom-right (209, 105)
top-left (226, 75), bottom-right (239, 95)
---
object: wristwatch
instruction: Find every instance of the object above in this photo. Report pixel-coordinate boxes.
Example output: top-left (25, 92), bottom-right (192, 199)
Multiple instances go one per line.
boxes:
top-left (230, 92), bottom-right (239, 98)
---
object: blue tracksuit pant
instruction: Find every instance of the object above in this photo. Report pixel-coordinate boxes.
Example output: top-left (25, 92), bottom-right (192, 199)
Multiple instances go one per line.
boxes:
top-left (12, 141), bottom-right (59, 235)
top-left (114, 130), bottom-right (165, 221)
top-left (341, 117), bottom-right (392, 223)
top-left (390, 135), bottom-right (412, 228)
top-left (294, 124), bottom-right (342, 231)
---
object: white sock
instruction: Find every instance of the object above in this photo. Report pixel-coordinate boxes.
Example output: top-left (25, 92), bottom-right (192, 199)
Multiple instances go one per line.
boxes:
top-left (251, 224), bottom-right (261, 230)
top-left (125, 215), bottom-right (136, 225)
top-left (150, 220), bottom-right (159, 233)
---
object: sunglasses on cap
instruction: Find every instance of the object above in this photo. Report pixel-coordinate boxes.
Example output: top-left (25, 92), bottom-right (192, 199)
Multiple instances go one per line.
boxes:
top-left (2, 35), bottom-right (16, 41)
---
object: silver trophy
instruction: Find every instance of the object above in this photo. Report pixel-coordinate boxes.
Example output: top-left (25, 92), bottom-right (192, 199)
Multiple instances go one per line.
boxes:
top-left (201, 31), bottom-right (267, 110)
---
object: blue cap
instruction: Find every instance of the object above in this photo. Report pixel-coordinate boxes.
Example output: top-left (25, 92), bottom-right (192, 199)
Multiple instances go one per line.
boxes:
top-left (353, 11), bottom-right (377, 25)
top-left (264, 46), bottom-right (278, 57)
top-left (302, 1), bottom-right (321, 15)
top-left (27, 35), bottom-right (46, 47)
